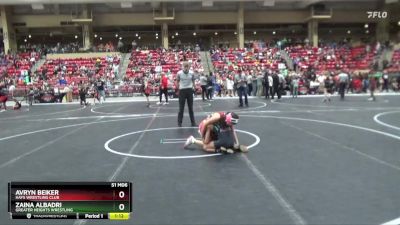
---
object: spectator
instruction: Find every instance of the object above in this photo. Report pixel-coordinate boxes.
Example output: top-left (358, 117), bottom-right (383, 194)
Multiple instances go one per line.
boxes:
top-left (235, 71), bottom-right (248, 107)
top-left (291, 76), bottom-right (299, 98)
top-left (199, 73), bottom-right (208, 101)
top-left (256, 72), bottom-right (264, 97)
top-left (158, 73), bottom-right (169, 105)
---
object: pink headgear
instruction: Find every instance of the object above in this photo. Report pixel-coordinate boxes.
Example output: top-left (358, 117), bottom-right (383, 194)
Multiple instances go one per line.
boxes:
top-left (225, 112), bottom-right (239, 126)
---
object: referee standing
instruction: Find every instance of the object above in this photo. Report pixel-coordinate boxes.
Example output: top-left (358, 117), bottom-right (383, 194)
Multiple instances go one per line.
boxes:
top-left (176, 62), bottom-right (197, 127)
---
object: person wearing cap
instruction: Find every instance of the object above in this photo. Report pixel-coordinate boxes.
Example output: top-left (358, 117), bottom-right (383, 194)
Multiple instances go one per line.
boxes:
top-left (184, 111), bottom-right (247, 154)
top-left (176, 62), bottom-right (197, 127)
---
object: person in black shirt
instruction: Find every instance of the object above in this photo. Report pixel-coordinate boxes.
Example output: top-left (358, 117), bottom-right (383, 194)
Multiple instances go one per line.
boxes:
top-left (79, 83), bottom-right (89, 106)
top-left (271, 73), bottom-right (280, 100)
top-left (263, 72), bottom-right (270, 99)
top-left (95, 78), bottom-right (105, 104)
top-left (323, 76), bottom-right (334, 102)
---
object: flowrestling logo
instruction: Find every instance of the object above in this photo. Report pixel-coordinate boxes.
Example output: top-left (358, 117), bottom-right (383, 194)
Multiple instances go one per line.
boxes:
top-left (367, 11), bottom-right (388, 19)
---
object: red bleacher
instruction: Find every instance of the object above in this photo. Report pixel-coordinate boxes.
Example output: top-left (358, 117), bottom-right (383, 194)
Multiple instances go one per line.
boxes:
top-left (3, 52), bottom-right (40, 77)
top-left (125, 49), bottom-right (202, 78)
top-left (287, 45), bottom-right (376, 72)
top-left (36, 57), bottom-right (120, 86)
top-left (212, 48), bottom-right (281, 72)
top-left (387, 49), bottom-right (400, 73)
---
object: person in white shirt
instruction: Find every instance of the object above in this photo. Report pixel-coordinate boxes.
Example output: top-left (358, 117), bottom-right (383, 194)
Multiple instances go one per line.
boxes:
top-left (246, 73), bottom-right (253, 96)
top-left (268, 73), bottom-right (273, 98)
top-left (226, 76), bottom-right (234, 97)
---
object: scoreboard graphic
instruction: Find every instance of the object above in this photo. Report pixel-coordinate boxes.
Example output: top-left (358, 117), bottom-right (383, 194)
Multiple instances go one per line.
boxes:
top-left (8, 182), bottom-right (132, 220)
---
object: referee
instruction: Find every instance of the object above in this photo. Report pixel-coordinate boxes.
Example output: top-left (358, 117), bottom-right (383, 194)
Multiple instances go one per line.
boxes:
top-left (176, 62), bottom-right (197, 127)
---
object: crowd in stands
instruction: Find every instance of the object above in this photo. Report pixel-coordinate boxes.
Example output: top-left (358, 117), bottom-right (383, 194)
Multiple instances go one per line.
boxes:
top-left (0, 50), bottom-right (40, 84)
top-left (122, 48), bottom-right (203, 93)
top-left (1, 40), bottom-right (400, 105)
top-left (0, 50), bottom-right (121, 102)
top-left (205, 42), bottom-right (400, 98)
top-left (387, 49), bottom-right (400, 73)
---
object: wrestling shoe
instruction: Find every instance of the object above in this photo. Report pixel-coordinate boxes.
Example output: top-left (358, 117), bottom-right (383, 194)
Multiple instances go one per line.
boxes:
top-left (220, 147), bottom-right (234, 154)
top-left (184, 136), bottom-right (195, 148)
top-left (239, 145), bottom-right (249, 153)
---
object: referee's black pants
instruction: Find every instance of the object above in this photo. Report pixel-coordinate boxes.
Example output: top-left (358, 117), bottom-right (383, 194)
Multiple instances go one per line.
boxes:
top-left (178, 88), bottom-right (196, 125)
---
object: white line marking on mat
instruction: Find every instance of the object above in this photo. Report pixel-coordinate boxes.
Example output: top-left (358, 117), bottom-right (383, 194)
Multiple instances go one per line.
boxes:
top-left (381, 217), bottom-right (400, 225)
top-left (104, 128), bottom-right (260, 159)
top-left (0, 105), bottom-right (130, 166)
top-left (282, 122), bottom-right (400, 171)
top-left (0, 107), bottom-right (85, 121)
top-left (271, 100), bottom-right (400, 110)
top-left (72, 109), bottom-right (163, 225)
top-left (240, 115), bottom-right (400, 142)
top-left (108, 107), bottom-right (160, 181)
top-left (0, 126), bottom-right (85, 169)
top-left (240, 154), bottom-right (307, 225)
top-left (0, 116), bottom-right (154, 142)
top-left (161, 141), bottom-right (187, 144)
top-left (26, 114), bottom-right (156, 121)
top-left (374, 111), bottom-right (400, 131)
